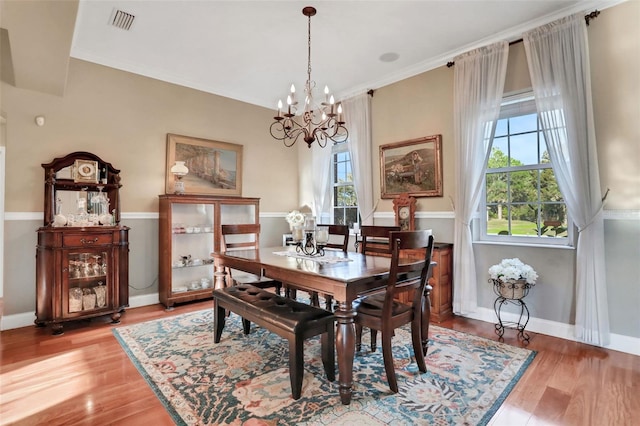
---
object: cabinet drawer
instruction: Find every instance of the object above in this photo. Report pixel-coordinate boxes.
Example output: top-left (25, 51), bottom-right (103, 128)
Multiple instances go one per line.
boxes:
top-left (63, 233), bottom-right (113, 247)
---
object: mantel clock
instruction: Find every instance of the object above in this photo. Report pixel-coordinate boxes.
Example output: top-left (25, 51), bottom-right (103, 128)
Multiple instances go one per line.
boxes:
top-left (393, 193), bottom-right (416, 231)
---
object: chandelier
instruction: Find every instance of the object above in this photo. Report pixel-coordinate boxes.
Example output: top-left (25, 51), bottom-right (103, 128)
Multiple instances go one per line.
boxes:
top-left (270, 6), bottom-right (348, 148)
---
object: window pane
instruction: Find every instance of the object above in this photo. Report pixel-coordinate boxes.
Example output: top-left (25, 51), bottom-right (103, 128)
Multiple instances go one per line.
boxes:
top-left (510, 133), bottom-right (538, 166)
top-left (495, 119), bottom-right (508, 137)
top-left (510, 170), bottom-right (537, 203)
top-left (510, 113), bottom-right (537, 134)
top-left (487, 205), bottom-right (510, 235)
top-left (540, 140), bottom-right (550, 163)
top-left (336, 185), bottom-right (356, 207)
top-left (489, 139), bottom-right (508, 168)
top-left (486, 172), bottom-right (507, 204)
top-left (542, 204), bottom-right (568, 237)
top-left (336, 162), bottom-right (347, 182)
top-left (540, 168), bottom-right (563, 202)
top-left (509, 203), bottom-right (538, 236)
top-left (345, 208), bottom-right (358, 228)
top-left (333, 209), bottom-right (343, 225)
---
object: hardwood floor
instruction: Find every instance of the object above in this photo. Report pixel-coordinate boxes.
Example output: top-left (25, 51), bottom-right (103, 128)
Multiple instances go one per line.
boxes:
top-left (1, 301), bottom-right (637, 425)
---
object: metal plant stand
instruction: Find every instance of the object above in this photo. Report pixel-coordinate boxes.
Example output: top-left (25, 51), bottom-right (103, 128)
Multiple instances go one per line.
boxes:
top-left (491, 279), bottom-right (533, 344)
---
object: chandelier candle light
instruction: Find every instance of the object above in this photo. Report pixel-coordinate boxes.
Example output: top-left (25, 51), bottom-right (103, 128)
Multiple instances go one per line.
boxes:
top-left (270, 6), bottom-right (348, 148)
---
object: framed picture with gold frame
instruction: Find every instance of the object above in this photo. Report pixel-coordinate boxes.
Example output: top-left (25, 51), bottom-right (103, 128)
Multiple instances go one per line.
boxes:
top-left (165, 133), bottom-right (243, 196)
top-left (380, 135), bottom-right (442, 198)
top-left (73, 159), bottom-right (99, 184)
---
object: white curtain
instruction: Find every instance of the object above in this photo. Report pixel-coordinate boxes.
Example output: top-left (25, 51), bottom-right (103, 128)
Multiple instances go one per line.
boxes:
top-left (452, 41), bottom-right (509, 315)
top-left (524, 14), bottom-right (609, 346)
top-left (311, 142), bottom-right (332, 222)
top-left (343, 94), bottom-right (376, 225)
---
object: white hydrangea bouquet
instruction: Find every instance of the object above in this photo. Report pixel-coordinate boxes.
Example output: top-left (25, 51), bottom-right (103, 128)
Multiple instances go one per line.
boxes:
top-left (285, 210), bottom-right (305, 229)
top-left (488, 258), bottom-right (538, 285)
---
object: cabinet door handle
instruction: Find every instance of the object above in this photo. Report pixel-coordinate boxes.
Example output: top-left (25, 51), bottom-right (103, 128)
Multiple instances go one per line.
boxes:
top-left (80, 237), bottom-right (99, 244)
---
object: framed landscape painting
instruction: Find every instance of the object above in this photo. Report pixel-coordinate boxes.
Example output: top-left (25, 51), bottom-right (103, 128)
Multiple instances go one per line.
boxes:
top-left (165, 133), bottom-right (243, 196)
top-left (380, 135), bottom-right (442, 198)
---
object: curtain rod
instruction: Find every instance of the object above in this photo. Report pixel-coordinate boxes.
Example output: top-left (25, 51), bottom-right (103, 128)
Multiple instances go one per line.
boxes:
top-left (446, 10), bottom-right (600, 68)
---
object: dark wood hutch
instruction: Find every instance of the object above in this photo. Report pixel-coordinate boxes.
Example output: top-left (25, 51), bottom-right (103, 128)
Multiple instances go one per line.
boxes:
top-left (35, 152), bottom-right (129, 334)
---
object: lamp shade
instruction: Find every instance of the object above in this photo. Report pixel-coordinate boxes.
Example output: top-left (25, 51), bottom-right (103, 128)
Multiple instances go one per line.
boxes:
top-left (170, 161), bottom-right (189, 176)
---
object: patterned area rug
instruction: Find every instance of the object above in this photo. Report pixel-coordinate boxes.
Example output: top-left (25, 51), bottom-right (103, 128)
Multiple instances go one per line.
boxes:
top-left (113, 309), bottom-right (535, 425)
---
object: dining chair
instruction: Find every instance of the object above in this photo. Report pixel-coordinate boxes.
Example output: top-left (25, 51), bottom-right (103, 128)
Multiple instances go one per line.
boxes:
top-left (355, 230), bottom-right (434, 393)
top-left (359, 225), bottom-right (401, 256)
top-left (322, 224), bottom-right (350, 252)
top-left (221, 224), bottom-right (282, 295)
top-left (308, 224), bottom-right (350, 309)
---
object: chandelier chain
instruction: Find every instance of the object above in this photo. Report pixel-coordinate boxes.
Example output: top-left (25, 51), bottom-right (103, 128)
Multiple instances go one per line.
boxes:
top-left (307, 13), bottom-right (312, 83)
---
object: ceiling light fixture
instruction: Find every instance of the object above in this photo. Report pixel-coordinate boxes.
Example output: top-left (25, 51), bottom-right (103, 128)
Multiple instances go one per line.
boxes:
top-left (270, 6), bottom-right (348, 148)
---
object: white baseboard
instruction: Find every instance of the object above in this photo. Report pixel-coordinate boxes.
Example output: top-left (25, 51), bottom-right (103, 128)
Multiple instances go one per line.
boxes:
top-left (462, 307), bottom-right (640, 356)
top-left (1, 311), bottom-right (36, 331)
top-left (128, 293), bottom-right (160, 308)
top-left (2, 296), bottom-right (638, 356)
top-left (0, 293), bottom-right (161, 331)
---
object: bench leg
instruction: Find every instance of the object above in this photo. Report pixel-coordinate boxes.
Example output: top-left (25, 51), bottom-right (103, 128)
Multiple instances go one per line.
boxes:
top-left (241, 318), bottom-right (251, 335)
top-left (288, 338), bottom-right (304, 400)
top-left (321, 326), bottom-right (335, 382)
top-left (324, 295), bottom-right (334, 311)
top-left (213, 301), bottom-right (225, 343)
top-left (371, 329), bottom-right (378, 352)
top-left (310, 292), bottom-right (320, 307)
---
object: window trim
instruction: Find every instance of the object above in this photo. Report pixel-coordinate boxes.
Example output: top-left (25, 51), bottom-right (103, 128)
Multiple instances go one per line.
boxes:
top-left (330, 142), bottom-right (359, 227)
top-left (479, 92), bottom-right (574, 247)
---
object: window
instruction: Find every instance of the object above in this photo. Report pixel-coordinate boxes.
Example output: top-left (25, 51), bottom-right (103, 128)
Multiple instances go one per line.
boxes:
top-left (481, 93), bottom-right (571, 245)
top-left (332, 143), bottom-right (359, 228)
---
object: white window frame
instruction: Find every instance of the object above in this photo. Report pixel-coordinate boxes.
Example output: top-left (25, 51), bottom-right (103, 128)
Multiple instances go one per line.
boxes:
top-left (479, 92), bottom-right (573, 246)
top-left (331, 142), bottom-right (359, 227)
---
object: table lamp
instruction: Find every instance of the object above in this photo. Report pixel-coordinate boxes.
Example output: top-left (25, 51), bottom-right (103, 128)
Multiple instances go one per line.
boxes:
top-left (170, 161), bottom-right (189, 194)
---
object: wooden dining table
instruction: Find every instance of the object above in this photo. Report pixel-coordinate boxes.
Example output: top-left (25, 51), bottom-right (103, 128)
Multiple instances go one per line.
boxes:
top-left (212, 246), bottom-right (432, 405)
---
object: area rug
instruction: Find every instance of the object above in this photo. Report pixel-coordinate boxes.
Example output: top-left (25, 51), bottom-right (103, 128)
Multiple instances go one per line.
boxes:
top-left (113, 309), bottom-right (536, 425)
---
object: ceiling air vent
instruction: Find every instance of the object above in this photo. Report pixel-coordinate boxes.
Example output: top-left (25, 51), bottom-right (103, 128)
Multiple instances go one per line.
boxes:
top-left (109, 9), bottom-right (135, 31)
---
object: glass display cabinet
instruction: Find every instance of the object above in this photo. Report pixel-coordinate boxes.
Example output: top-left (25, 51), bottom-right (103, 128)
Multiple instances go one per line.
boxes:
top-left (35, 152), bottom-right (129, 335)
top-left (158, 194), bottom-right (259, 309)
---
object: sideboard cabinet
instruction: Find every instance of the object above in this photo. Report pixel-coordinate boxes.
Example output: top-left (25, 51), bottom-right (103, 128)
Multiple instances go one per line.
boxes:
top-left (158, 194), bottom-right (260, 309)
top-left (36, 152), bottom-right (129, 334)
top-left (363, 241), bottom-right (453, 323)
top-left (428, 243), bottom-right (453, 323)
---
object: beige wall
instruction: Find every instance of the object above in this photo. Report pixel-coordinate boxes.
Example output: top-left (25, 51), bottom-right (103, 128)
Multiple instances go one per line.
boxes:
top-left (2, 59), bottom-right (299, 213)
top-left (588, 0), bottom-right (640, 210)
top-left (372, 66), bottom-right (455, 214)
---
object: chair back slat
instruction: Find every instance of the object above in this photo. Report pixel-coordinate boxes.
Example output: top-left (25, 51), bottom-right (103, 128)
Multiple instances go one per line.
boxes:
top-left (221, 224), bottom-right (260, 251)
top-left (360, 225), bottom-right (401, 256)
top-left (321, 224), bottom-right (349, 252)
top-left (385, 231), bottom-right (434, 312)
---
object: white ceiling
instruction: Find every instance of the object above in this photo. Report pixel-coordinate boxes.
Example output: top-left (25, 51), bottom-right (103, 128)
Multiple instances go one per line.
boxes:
top-left (70, 0), bottom-right (608, 110)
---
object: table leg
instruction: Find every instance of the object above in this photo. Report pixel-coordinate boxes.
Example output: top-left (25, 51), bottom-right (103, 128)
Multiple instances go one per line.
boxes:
top-left (334, 300), bottom-right (357, 405)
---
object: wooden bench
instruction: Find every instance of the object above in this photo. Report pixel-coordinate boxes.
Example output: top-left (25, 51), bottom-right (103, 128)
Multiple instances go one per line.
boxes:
top-left (212, 283), bottom-right (336, 400)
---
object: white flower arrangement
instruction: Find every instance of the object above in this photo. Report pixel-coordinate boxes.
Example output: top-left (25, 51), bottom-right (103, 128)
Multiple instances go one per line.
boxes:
top-left (285, 210), bottom-right (305, 228)
top-left (488, 258), bottom-right (538, 285)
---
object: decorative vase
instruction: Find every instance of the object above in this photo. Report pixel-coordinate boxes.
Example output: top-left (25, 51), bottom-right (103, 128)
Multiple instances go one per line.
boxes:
top-left (493, 278), bottom-right (530, 300)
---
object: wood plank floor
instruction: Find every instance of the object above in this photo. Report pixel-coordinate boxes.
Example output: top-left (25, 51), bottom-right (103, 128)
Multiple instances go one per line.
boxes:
top-left (1, 301), bottom-right (638, 425)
